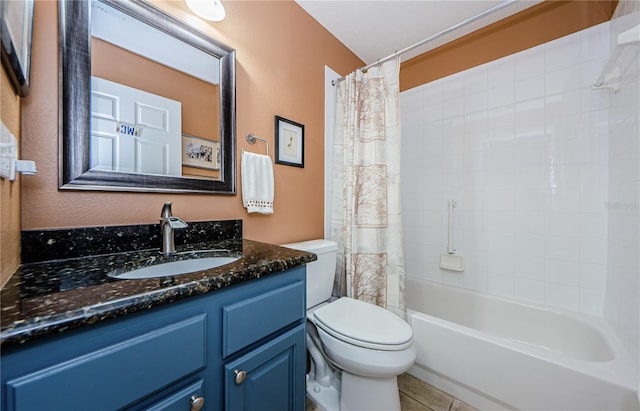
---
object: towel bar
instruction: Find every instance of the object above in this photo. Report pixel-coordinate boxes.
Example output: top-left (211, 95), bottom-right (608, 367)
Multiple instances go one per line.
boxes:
top-left (245, 134), bottom-right (269, 156)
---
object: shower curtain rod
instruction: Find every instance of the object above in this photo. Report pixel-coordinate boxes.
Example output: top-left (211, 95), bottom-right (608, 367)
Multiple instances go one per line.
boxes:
top-left (332, 0), bottom-right (518, 86)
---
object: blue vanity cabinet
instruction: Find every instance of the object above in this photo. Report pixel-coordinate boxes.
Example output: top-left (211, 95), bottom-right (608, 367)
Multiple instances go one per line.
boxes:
top-left (220, 276), bottom-right (307, 410)
top-left (1, 266), bottom-right (307, 411)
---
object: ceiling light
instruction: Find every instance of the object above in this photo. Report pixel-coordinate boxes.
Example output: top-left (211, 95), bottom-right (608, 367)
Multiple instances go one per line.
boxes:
top-left (186, 0), bottom-right (226, 22)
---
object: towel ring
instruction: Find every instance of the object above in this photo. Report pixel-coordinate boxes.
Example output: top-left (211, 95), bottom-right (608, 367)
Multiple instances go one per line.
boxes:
top-left (245, 134), bottom-right (269, 156)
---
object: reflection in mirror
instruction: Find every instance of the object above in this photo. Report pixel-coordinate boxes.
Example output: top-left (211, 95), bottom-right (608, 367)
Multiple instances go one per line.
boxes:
top-left (59, 0), bottom-right (236, 193)
top-left (91, 1), bottom-right (220, 179)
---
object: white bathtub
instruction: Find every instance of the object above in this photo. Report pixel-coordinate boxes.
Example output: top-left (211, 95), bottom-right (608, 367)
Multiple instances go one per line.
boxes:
top-left (405, 277), bottom-right (639, 411)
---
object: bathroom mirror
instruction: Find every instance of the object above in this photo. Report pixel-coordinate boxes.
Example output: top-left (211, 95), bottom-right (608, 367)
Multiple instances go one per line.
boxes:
top-left (59, 0), bottom-right (236, 193)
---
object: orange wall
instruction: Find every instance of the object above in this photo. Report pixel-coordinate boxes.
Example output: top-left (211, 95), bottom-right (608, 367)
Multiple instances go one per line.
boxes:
top-left (1, 67), bottom-right (22, 287)
top-left (401, 0), bottom-right (618, 91)
top-left (20, 0), bottom-right (363, 245)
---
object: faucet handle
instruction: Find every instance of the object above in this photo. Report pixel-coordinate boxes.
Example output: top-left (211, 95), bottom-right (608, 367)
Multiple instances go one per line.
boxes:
top-left (168, 216), bottom-right (188, 229)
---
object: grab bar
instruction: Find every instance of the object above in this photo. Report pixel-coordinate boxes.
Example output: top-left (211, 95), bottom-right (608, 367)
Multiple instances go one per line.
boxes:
top-left (447, 200), bottom-right (457, 254)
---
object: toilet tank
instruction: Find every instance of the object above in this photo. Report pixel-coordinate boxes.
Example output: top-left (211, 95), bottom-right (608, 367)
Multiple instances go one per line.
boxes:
top-left (282, 239), bottom-right (338, 309)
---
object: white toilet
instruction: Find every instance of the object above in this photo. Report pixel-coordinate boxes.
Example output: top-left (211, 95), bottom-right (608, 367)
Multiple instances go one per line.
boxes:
top-left (283, 239), bottom-right (416, 411)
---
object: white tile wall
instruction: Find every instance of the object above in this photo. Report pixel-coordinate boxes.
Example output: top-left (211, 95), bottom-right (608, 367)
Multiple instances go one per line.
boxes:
top-left (603, 6), bottom-right (640, 364)
top-left (401, 21), bottom-right (614, 315)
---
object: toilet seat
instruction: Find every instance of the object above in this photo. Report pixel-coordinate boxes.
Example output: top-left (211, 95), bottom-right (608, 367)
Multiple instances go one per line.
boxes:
top-left (312, 297), bottom-right (413, 351)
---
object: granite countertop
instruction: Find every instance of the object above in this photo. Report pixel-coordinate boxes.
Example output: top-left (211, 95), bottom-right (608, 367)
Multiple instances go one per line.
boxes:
top-left (0, 239), bottom-right (316, 346)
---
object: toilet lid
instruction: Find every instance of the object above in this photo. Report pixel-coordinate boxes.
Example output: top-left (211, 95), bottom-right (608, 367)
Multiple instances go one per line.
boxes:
top-left (312, 297), bottom-right (413, 351)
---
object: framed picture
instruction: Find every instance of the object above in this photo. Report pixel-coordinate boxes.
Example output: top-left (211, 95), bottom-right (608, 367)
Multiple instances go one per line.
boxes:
top-left (275, 115), bottom-right (304, 168)
top-left (182, 134), bottom-right (220, 171)
top-left (0, 0), bottom-right (35, 97)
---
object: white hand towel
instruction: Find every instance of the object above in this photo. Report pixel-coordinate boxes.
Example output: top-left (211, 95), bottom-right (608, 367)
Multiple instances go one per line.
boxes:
top-left (241, 151), bottom-right (274, 214)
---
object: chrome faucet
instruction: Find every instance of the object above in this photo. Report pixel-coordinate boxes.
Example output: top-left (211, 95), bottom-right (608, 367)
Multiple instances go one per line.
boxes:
top-left (159, 202), bottom-right (188, 254)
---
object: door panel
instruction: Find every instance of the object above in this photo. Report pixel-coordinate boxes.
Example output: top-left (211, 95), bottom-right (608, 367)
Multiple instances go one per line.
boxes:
top-left (224, 324), bottom-right (305, 411)
top-left (91, 76), bottom-right (181, 176)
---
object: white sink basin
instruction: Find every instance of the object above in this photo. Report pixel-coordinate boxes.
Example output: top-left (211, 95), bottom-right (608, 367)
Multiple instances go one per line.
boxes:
top-left (109, 257), bottom-right (240, 279)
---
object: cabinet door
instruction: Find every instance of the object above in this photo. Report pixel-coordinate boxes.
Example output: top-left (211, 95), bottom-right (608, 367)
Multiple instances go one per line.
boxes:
top-left (224, 324), bottom-right (305, 411)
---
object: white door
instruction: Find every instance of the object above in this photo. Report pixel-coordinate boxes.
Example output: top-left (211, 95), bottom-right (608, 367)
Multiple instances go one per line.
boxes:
top-left (90, 77), bottom-right (182, 176)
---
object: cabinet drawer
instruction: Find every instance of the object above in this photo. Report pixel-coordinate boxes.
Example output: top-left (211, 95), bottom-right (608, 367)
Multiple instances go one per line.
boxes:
top-left (223, 280), bottom-right (304, 357)
top-left (145, 379), bottom-right (204, 411)
top-left (5, 315), bottom-right (207, 411)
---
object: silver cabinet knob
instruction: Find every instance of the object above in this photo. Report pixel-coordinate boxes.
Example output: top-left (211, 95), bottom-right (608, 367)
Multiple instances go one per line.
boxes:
top-left (234, 369), bottom-right (247, 384)
top-left (190, 395), bottom-right (205, 411)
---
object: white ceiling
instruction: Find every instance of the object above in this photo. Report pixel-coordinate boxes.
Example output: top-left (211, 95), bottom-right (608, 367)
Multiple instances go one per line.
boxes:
top-left (295, 0), bottom-right (542, 66)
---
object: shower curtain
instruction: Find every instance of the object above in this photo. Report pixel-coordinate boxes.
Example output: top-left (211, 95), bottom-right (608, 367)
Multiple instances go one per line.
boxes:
top-left (330, 57), bottom-right (406, 319)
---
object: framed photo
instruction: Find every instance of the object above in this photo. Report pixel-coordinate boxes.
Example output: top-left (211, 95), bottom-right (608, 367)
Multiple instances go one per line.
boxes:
top-left (182, 134), bottom-right (220, 171)
top-left (0, 0), bottom-right (35, 97)
top-left (275, 115), bottom-right (304, 168)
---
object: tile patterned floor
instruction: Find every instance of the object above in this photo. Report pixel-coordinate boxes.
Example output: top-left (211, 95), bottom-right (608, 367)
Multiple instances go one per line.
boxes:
top-left (398, 374), bottom-right (478, 411)
top-left (306, 373), bottom-right (478, 411)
